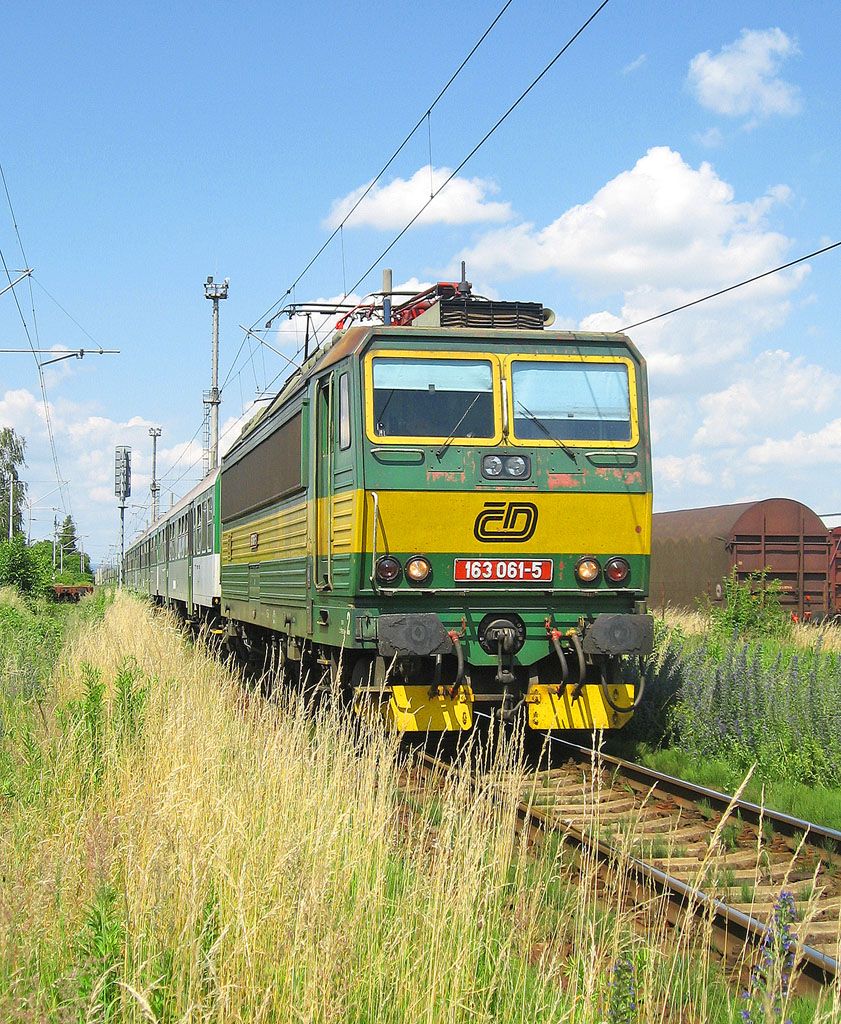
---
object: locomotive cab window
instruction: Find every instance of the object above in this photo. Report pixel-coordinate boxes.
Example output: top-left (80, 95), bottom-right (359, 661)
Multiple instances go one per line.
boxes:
top-left (367, 354), bottom-right (498, 442)
top-left (509, 357), bottom-right (637, 446)
top-left (339, 372), bottom-right (351, 450)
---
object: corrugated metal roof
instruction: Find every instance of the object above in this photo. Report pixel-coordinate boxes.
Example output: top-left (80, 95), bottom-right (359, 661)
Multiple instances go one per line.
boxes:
top-left (652, 502), bottom-right (758, 542)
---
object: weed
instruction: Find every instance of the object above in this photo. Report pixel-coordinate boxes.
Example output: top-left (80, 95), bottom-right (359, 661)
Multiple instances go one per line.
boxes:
top-left (606, 954), bottom-right (638, 1022)
top-left (740, 890), bottom-right (797, 1022)
top-left (113, 657), bottom-right (148, 743)
top-left (721, 822), bottom-right (741, 851)
top-left (75, 884), bottom-right (125, 1022)
top-left (707, 567), bottom-right (792, 647)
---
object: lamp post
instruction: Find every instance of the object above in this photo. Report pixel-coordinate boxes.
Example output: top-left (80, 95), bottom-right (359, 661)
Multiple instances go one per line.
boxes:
top-left (149, 427), bottom-right (161, 523)
top-left (203, 276), bottom-right (228, 471)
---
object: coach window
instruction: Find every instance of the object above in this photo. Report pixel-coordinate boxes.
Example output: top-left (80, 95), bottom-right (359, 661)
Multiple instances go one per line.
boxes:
top-left (339, 373), bottom-right (351, 450)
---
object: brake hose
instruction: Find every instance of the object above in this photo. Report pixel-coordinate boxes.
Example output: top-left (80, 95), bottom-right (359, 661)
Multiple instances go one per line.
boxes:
top-left (600, 655), bottom-right (646, 713)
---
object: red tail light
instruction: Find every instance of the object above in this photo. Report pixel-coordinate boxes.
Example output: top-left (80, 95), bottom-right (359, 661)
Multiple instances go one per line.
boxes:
top-left (605, 557), bottom-right (630, 584)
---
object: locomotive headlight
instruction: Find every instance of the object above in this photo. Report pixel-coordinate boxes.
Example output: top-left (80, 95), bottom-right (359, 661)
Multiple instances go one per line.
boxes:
top-left (605, 557), bottom-right (630, 584)
top-left (483, 455), bottom-right (503, 477)
top-left (405, 556), bottom-right (432, 583)
top-left (575, 557), bottom-right (601, 583)
top-left (375, 556), bottom-right (402, 585)
top-left (505, 456), bottom-right (528, 477)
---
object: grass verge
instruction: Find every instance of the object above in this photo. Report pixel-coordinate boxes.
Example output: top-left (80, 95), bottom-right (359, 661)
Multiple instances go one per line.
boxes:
top-left (0, 589), bottom-right (837, 1022)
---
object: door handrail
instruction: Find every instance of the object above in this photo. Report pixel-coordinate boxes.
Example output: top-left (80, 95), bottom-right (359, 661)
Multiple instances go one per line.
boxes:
top-left (369, 490), bottom-right (380, 592)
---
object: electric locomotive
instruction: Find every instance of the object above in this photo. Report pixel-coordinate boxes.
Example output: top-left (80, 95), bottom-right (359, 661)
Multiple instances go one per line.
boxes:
top-left (213, 279), bottom-right (653, 731)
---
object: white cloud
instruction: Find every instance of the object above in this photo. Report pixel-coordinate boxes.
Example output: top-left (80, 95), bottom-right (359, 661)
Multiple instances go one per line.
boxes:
top-left (622, 54), bottom-right (647, 75)
top-left (0, 385), bottom-right (227, 555)
top-left (746, 418), bottom-right (841, 468)
top-left (461, 148), bottom-right (791, 289)
top-left (655, 453), bottom-right (714, 488)
top-left (325, 165), bottom-right (513, 230)
top-left (460, 147), bottom-right (802, 377)
top-left (693, 350), bottom-right (840, 447)
top-left (695, 127), bottom-right (724, 148)
top-left (0, 388), bottom-right (45, 434)
top-left (687, 28), bottom-right (801, 120)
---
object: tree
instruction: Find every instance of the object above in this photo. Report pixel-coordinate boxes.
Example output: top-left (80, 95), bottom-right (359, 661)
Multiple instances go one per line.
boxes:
top-left (0, 427), bottom-right (27, 539)
top-left (0, 535), bottom-right (48, 594)
top-left (58, 514), bottom-right (78, 554)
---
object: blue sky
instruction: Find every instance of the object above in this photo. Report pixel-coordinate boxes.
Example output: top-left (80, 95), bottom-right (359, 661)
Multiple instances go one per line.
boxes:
top-left (2, 1), bottom-right (840, 562)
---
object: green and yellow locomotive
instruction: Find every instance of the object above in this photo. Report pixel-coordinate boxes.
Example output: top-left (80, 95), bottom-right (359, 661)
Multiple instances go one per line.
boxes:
top-left (126, 282), bottom-right (652, 731)
top-left (214, 282), bottom-right (653, 731)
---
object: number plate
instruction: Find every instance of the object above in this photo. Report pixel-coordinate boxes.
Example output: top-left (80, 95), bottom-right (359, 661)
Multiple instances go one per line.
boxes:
top-left (453, 558), bottom-right (553, 583)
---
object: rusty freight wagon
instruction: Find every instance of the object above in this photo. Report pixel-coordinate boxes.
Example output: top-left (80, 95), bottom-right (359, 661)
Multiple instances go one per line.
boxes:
top-left (650, 498), bottom-right (832, 618)
top-left (831, 526), bottom-right (841, 616)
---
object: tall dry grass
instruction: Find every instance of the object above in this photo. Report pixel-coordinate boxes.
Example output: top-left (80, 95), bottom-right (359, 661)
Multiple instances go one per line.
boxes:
top-left (0, 591), bottom-right (838, 1022)
top-left (659, 604), bottom-right (841, 654)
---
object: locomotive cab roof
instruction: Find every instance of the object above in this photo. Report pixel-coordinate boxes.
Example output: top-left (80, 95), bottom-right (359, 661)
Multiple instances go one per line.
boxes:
top-left (229, 282), bottom-right (641, 452)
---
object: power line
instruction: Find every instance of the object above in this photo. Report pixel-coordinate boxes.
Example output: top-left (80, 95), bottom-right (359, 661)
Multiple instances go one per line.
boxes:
top-left (215, 0), bottom-right (520, 422)
top-left (619, 239), bottom-right (841, 332)
top-left (260, 0), bottom-right (612, 351)
top-left (244, 0), bottom-right (517, 336)
top-left (30, 275), bottom-right (107, 348)
top-left (0, 161), bottom-right (71, 516)
top-left (166, 0), bottom-right (609, 512)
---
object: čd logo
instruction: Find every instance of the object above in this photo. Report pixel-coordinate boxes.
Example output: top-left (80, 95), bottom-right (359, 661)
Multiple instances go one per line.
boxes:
top-left (473, 502), bottom-right (538, 543)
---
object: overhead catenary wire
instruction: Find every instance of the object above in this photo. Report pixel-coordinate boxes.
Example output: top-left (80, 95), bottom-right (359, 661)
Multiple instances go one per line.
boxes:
top-left (218, 0), bottom-right (613, 416)
top-left (174, 3), bottom-right (523, 497)
top-left (277, 0), bottom-right (614, 343)
top-left (207, 0), bottom-right (530, 457)
top-left (247, 0), bottom-right (517, 336)
top-left (158, 0), bottom-right (609, 516)
top-left (31, 275), bottom-right (108, 349)
top-left (618, 239), bottom-right (841, 332)
top-left (0, 161), bottom-right (71, 516)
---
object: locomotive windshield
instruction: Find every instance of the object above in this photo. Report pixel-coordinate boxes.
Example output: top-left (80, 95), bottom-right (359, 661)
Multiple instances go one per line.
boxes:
top-left (371, 356), bottom-right (496, 439)
top-left (510, 359), bottom-right (632, 442)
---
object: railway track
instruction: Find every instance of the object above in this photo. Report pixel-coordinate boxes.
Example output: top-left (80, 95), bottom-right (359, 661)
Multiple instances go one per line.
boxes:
top-left (413, 732), bottom-right (840, 996)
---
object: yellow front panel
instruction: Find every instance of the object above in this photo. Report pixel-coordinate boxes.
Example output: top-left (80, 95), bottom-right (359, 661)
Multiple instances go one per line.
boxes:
top-left (387, 684), bottom-right (473, 732)
top-left (526, 683), bottom-right (634, 730)
top-left (369, 490), bottom-right (652, 556)
top-left (222, 489), bottom-right (651, 563)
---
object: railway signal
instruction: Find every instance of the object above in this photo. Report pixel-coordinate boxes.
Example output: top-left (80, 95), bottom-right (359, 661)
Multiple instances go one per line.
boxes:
top-left (115, 445), bottom-right (131, 587)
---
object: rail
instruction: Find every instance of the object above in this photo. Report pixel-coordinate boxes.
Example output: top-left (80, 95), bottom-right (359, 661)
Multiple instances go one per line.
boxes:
top-left (414, 731), bottom-right (840, 994)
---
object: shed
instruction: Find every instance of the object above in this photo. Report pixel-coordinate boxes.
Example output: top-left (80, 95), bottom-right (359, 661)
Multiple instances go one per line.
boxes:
top-left (650, 498), bottom-right (831, 617)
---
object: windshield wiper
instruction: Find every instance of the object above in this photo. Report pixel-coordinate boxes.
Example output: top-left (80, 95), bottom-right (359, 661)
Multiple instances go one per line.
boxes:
top-left (374, 389), bottom-right (396, 434)
top-left (515, 401), bottom-right (578, 464)
top-left (435, 393), bottom-right (482, 460)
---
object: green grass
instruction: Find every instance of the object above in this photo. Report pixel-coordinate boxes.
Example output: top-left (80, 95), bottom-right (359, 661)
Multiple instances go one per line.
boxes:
top-left (610, 743), bottom-right (841, 832)
top-left (0, 588), bottom-right (838, 1023)
top-left (620, 585), bottom-right (841, 833)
